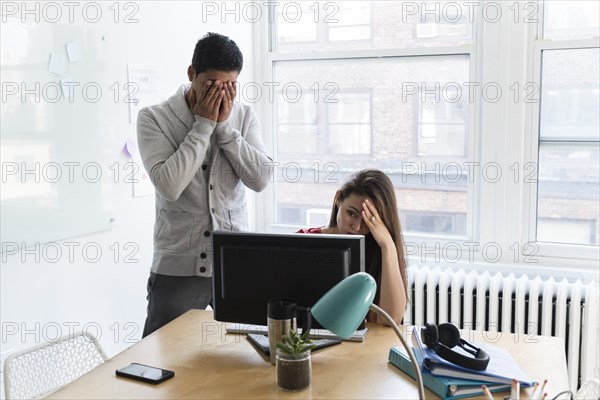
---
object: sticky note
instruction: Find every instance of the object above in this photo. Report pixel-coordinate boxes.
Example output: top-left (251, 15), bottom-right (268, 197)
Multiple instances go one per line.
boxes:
top-left (66, 41), bottom-right (83, 63)
top-left (48, 53), bottom-right (66, 75)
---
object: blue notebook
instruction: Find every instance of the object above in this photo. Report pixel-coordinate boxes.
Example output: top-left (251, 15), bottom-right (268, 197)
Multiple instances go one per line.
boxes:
top-left (412, 326), bottom-right (535, 387)
top-left (389, 347), bottom-right (511, 400)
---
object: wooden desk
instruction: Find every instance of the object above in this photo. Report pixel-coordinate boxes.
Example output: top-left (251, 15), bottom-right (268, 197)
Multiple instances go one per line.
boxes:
top-left (47, 310), bottom-right (569, 399)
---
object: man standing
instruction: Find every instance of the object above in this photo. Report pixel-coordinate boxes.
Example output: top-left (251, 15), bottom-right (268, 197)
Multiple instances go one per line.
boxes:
top-left (137, 32), bottom-right (272, 336)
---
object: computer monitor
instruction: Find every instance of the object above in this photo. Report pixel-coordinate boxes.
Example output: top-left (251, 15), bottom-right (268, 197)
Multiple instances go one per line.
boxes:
top-left (211, 231), bottom-right (365, 327)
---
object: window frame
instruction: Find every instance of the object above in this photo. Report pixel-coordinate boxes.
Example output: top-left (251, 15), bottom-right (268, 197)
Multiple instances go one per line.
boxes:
top-left (521, 2), bottom-right (600, 270)
top-left (253, 1), bottom-right (599, 281)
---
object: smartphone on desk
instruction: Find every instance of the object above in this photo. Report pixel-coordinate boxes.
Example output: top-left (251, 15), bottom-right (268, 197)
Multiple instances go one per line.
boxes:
top-left (116, 363), bottom-right (174, 384)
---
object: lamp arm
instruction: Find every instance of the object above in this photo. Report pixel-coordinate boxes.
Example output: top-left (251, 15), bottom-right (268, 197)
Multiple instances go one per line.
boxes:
top-left (369, 303), bottom-right (425, 400)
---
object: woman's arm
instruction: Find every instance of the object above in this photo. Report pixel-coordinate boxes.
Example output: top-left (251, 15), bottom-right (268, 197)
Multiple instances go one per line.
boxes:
top-left (376, 238), bottom-right (407, 325)
top-left (362, 200), bottom-right (407, 325)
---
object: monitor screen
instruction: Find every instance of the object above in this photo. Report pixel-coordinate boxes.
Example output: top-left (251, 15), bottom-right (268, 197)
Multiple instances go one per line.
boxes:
top-left (211, 231), bottom-right (365, 327)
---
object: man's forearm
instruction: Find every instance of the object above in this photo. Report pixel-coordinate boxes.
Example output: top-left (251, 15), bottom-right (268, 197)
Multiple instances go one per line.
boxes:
top-left (214, 116), bottom-right (273, 192)
top-left (138, 112), bottom-right (213, 201)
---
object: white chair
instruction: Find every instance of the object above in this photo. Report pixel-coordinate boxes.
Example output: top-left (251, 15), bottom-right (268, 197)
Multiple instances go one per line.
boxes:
top-left (3, 331), bottom-right (108, 400)
top-left (575, 378), bottom-right (599, 400)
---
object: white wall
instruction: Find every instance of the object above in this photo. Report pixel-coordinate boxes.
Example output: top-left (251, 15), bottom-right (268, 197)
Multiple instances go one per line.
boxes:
top-left (0, 1), bottom-right (255, 391)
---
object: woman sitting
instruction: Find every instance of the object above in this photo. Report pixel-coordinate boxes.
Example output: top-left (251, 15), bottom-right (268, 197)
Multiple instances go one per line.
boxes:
top-left (298, 169), bottom-right (408, 324)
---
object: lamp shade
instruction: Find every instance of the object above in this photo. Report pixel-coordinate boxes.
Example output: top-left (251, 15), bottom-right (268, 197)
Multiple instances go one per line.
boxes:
top-left (311, 272), bottom-right (377, 339)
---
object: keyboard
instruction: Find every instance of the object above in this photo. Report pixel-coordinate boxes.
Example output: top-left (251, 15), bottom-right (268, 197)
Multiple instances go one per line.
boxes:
top-left (226, 323), bottom-right (369, 342)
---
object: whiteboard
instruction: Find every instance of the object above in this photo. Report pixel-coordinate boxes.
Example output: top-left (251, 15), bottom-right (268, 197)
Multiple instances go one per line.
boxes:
top-left (1, 18), bottom-right (115, 250)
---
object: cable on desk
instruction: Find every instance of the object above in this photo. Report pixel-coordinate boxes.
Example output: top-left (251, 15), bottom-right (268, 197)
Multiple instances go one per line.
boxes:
top-left (549, 390), bottom-right (573, 400)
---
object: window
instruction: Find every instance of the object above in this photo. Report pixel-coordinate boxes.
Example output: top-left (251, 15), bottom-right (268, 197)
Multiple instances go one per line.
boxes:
top-left (277, 93), bottom-right (318, 155)
top-left (538, 218), bottom-right (597, 245)
top-left (417, 86), bottom-right (468, 158)
top-left (328, 1), bottom-right (371, 42)
top-left (276, 86), bottom-right (372, 157)
top-left (543, 1), bottom-right (599, 40)
top-left (403, 212), bottom-right (466, 235)
top-left (328, 92), bottom-right (371, 155)
top-left (536, 9), bottom-right (600, 246)
top-left (268, 7), bottom-right (473, 235)
top-left (275, 0), bottom-right (474, 53)
top-left (256, 0), bottom-right (600, 273)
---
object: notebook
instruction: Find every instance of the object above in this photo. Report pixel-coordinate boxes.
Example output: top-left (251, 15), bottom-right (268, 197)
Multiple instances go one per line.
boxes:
top-left (389, 346), bottom-right (511, 400)
top-left (412, 326), bottom-right (534, 387)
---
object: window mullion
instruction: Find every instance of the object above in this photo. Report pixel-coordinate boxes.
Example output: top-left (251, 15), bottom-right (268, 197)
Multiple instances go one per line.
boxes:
top-left (478, 1), bottom-right (535, 263)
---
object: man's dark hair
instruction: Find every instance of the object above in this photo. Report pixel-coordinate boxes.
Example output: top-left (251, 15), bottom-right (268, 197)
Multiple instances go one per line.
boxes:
top-left (192, 32), bottom-right (243, 74)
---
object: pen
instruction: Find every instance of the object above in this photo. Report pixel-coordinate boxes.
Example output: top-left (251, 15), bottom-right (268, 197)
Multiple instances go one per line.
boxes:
top-left (530, 382), bottom-right (539, 400)
top-left (513, 379), bottom-right (520, 400)
top-left (482, 384), bottom-right (494, 400)
top-left (535, 380), bottom-right (548, 400)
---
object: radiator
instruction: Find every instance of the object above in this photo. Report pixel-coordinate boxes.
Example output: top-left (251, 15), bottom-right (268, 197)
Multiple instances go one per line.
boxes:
top-left (404, 265), bottom-right (600, 391)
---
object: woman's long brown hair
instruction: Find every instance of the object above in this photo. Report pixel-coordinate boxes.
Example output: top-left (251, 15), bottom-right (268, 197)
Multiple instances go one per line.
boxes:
top-left (327, 169), bottom-right (408, 305)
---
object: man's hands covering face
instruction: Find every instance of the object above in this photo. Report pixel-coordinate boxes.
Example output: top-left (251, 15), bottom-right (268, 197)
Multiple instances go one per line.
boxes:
top-left (188, 80), bottom-right (237, 122)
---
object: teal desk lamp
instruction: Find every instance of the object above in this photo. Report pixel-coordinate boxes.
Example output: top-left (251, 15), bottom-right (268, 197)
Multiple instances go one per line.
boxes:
top-left (311, 272), bottom-right (425, 400)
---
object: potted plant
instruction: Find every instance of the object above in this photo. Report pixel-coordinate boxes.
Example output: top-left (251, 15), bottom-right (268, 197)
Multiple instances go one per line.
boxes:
top-left (275, 329), bottom-right (316, 391)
